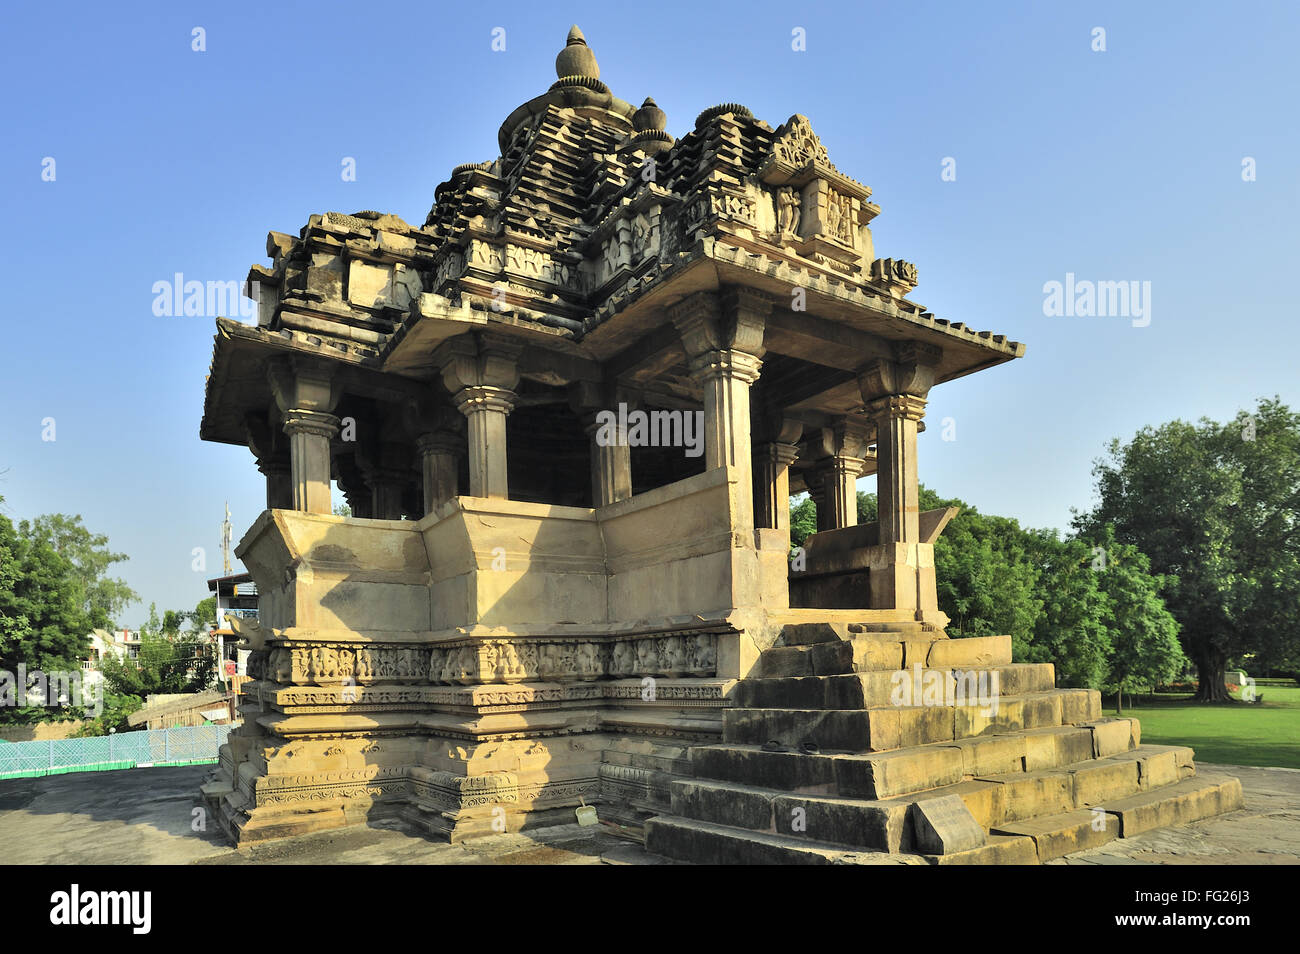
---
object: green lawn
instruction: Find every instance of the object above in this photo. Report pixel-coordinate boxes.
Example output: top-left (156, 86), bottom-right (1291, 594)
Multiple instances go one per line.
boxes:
top-left (1102, 685), bottom-right (1300, 769)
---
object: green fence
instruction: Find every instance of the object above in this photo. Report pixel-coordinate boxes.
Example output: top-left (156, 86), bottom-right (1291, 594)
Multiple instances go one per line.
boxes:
top-left (0, 725), bottom-right (234, 780)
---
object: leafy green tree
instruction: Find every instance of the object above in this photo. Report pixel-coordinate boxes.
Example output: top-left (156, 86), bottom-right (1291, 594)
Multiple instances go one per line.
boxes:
top-left (1088, 527), bottom-right (1185, 712)
top-left (1076, 397), bottom-right (1300, 701)
top-left (100, 602), bottom-right (218, 698)
top-left (20, 513), bottom-right (138, 630)
top-left (792, 486), bottom-right (1181, 694)
top-left (189, 596), bottom-right (217, 634)
top-left (1022, 531), bottom-right (1112, 689)
top-left (790, 495), bottom-right (817, 550)
top-left (0, 501), bottom-right (91, 724)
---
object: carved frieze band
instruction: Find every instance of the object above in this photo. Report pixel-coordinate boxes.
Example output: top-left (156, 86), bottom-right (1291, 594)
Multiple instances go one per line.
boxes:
top-left (247, 631), bottom-right (722, 688)
top-left (430, 632), bottom-right (719, 684)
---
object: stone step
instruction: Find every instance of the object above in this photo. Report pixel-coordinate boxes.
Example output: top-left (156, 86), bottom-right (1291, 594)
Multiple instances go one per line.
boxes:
top-left (669, 777), bottom-right (911, 852)
top-left (842, 633), bottom-right (1012, 671)
top-left (695, 718), bottom-right (1148, 804)
top-left (753, 642), bottom-right (854, 678)
top-left (644, 814), bottom-right (924, 865)
top-left (849, 620), bottom-right (932, 633)
top-left (689, 741), bottom-right (970, 801)
top-left (732, 664), bottom-right (1057, 710)
top-left (723, 689), bottom-right (1098, 752)
top-left (968, 747), bottom-right (1178, 826)
top-left (993, 809), bottom-right (1119, 860)
top-left (866, 742), bottom-right (1182, 832)
top-left (1099, 773), bottom-right (1243, 838)
top-left (1103, 743), bottom-right (1195, 789)
top-left (778, 621), bottom-right (853, 646)
top-left (924, 833), bottom-right (1041, 865)
top-left (649, 743), bottom-right (1240, 864)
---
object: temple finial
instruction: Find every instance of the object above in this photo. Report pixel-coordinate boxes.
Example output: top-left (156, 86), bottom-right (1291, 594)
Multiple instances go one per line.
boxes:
top-left (556, 24), bottom-right (599, 80)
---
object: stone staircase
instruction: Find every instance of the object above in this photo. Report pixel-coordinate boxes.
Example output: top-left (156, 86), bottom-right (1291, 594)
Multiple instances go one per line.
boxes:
top-left (645, 621), bottom-right (1243, 864)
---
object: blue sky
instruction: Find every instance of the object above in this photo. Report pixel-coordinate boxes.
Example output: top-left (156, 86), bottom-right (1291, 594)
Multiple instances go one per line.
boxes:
top-left (2, 1), bottom-right (1297, 626)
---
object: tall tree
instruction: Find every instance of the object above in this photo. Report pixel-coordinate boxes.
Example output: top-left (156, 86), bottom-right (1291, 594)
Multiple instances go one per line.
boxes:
top-left (20, 514), bottom-right (138, 630)
top-left (0, 501), bottom-right (91, 723)
top-left (1089, 527), bottom-right (1186, 712)
top-left (1076, 398), bottom-right (1300, 701)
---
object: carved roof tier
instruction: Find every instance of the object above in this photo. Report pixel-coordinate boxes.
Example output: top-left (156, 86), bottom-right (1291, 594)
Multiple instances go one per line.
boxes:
top-left (201, 26), bottom-right (1023, 446)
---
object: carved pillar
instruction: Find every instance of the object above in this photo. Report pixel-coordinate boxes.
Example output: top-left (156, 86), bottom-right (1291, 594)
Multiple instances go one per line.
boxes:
top-left (864, 394), bottom-right (926, 543)
top-left (257, 457), bottom-right (292, 510)
top-left (361, 442), bottom-right (411, 521)
top-left (282, 410), bottom-right (339, 514)
top-left (806, 417), bottom-right (871, 531)
top-left (586, 419), bottom-right (632, 507)
top-left (405, 399), bottom-right (464, 517)
top-left (751, 408), bottom-right (802, 532)
top-left (671, 288), bottom-right (768, 527)
top-left (437, 335), bottom-right (521, 499)
top-left (246, 412), bottom-right (292, 510)
top-left (570, 382), bottom-right (634, 509)
top-left (459, 388), bottom-right (514, 499)
top-left (859, 344), bottom-right (940, 544)
top-left (416, 431), bottom-right (461, 515)
top-left (268, 360), bottom-right (341, 515)
top-left (857, 343), bottom-right (943, 618)
top-left (335, 452), bottom-right (372, 518)
top-left (754, 442), bottom-right (800, 531)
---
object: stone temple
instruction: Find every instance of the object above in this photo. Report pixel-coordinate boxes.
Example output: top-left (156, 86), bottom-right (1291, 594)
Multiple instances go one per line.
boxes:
top-left (198, 26), bottom-right (1242, 862)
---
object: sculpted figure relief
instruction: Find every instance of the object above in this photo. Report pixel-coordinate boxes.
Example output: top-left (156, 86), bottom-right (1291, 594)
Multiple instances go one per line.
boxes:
top-left (777, 187), bottom-right (801, 234)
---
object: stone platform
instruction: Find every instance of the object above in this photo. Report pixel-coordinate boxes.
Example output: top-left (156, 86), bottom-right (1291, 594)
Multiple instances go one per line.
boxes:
top-left (644, 620), bottom-right (1245, 864)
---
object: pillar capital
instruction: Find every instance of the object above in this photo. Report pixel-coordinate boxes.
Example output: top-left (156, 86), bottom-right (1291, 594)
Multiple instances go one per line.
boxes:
top-left (267, 357), bottom-right (341, 415)
top-left (689, 349), bottom-right (763, 386)
top-left (863, 393), bottom-right (928, 423)
top-left (454, 385), bottom-right (517, 417)
top-left (282, 408), bottom-right (340, 439)
top-left (858, 342), bottom-right (942, 403)
top-left (670, 288), bottom-right (770, 361)
top-left (415, 429), bottom-right (462, 457)
top-left (436, 333), bottom-right (522, 395)
top-left (759, 441), bottom-right (801, 469)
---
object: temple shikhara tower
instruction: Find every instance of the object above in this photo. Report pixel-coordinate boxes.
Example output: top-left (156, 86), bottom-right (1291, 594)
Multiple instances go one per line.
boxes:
top-left (198, 27), bottom-right (1241, 862)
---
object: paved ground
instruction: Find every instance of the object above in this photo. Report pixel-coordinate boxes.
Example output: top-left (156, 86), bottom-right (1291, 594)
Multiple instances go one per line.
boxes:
top-left (1, 762), bottom-right (1295, 865)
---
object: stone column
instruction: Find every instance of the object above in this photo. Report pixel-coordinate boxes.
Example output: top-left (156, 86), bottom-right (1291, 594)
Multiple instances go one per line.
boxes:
top-left (865, 394), bottom-right (926, 543)
top-left (257, 457), bottom-right (292, 510)
top-left (857, 343), bottom-right (943, 616)
top-left (817, 455), bottom-right (866, 531)
top-left (357, 440), bottom-right (413, 520)
top-left (282, 409), bottom-right (339, 514)
top-left (268, 358), bottom-right (341, 515)
top-left (571, 382), bottom-right (634, 508)
top-left (754, 442), bottom-right (800, 530)
top-left (670, 288), bottom-right (769, 527)
top-left (455, 387), bottom-right (513, 498)
top-left (586, 419), bottom-right (632, 507)
top-left (859, 345), bottom-right (939, 544)
top-left (416, 431), bottom-right (461, 515)
top-left (751, 409), bottom-right (802, 531)
top-left (246, 412), bottom-right (292, 511)
top-left (405, 399), bottom-right (464, 517)
top-left (805, 418), bottom-right (871, 531)
top-left (335, 454), bottom-right (372, 519)
top-left (437, 335), bottom-right (521, 500)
